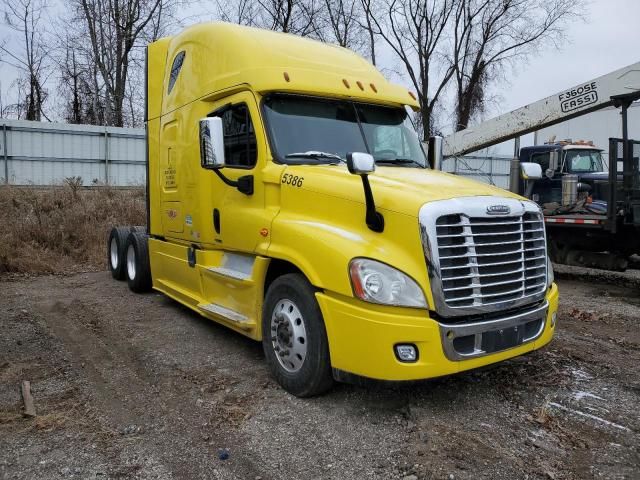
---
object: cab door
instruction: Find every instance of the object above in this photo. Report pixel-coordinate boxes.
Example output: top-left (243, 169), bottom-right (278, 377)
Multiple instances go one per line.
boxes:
top-left (530, 150), bottom-right (562, 204)
top-left (210, 92), bottom-right (273, 254)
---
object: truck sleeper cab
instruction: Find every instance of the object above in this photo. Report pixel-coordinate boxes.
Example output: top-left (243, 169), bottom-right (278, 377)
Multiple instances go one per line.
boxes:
top-left (108, 22), bottom-right (558, 397)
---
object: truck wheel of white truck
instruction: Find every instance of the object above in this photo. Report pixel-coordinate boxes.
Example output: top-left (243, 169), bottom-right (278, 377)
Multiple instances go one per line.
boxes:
top-left (125, 232), bottom-right (152, 293)
top-left (107, 227), bottom-right (130, 280)
top-left (262, 273), bottom-right (334, 397)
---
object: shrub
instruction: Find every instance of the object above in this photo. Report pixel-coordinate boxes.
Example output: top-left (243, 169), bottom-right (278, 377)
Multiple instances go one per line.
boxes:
top-left (0, 185), bottom-right (146, 274)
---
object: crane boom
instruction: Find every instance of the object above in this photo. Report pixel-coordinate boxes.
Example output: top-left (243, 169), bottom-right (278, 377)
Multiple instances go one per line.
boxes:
top-left (443, 61), bottom-right (640, 157)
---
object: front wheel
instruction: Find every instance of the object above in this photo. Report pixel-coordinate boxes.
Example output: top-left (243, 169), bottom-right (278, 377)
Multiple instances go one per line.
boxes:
top-left (262, 273), bottom-right (333, 397)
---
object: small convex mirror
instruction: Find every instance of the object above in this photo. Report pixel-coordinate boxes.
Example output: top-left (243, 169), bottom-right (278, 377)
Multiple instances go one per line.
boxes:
top-left (520, 162), bottom-right (542, 180)
top-left (346, 152), bottom-right (375, 175)
top-left (199, 117), bottom-right (225, 170)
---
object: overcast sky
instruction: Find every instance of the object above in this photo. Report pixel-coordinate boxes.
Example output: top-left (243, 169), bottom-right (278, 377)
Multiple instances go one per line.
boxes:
top-left (496, 0), bottom-right (639, 112)
top-left (0, 0), bottom-right (638, 136)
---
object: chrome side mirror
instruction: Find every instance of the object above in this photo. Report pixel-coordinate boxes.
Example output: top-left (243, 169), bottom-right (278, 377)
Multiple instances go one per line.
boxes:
top-left (347, 152), bottom-right (375, 175)
top-left (199, 117), bottom-right (225, 170)
top-left (549, 150), bottom-right (559, 172)
top-left (428, 135), bottom-right (443, 170)
top-left (346, 152), bottom-right (383, 232)
top-left (520, 162), bottom-right (542, 180)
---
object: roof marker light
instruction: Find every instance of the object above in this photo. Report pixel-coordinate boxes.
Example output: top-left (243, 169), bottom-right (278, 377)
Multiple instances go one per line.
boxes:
top-left (342, 79), bottom-right (351, 89)
top-left (283, 72), bottom-right (290, 82)
top-left (370, 83), bottom-right (377, 93)
top-left (356, 81), bottom-right (364, 91)
top-left (408, 91), bottom-right (416, 100)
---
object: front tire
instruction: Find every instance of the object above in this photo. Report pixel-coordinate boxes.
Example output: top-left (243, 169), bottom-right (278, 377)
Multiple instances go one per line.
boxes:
top-left (262, 273), bottom-right (333, 397)
top-left (125, 232), bottom-right (152, 293)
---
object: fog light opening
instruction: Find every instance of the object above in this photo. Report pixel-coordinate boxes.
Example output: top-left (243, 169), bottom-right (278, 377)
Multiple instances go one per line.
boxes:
top-left (551, 312), bottom-right (557, 328)
top-left (394, 344), bottom-right (418, 363)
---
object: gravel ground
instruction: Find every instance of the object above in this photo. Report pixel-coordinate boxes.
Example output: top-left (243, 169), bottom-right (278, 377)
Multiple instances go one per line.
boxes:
top-left (1, 271), bottom-right (638, 479)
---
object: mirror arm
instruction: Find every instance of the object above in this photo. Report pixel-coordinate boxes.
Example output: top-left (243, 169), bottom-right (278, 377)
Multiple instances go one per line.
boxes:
top-left (361, 175), bottom-right (384, 232)
top-left (212, 169), bottom-right (254, 196)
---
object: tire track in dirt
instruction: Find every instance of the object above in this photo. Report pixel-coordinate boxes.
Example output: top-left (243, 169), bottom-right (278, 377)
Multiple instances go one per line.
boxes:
top-left (24, 275), bottom-right (266, 479)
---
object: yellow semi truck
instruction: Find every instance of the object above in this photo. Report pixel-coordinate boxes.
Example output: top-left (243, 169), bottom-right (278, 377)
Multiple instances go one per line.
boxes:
top-left (107, 22), bottom-right (558, 397)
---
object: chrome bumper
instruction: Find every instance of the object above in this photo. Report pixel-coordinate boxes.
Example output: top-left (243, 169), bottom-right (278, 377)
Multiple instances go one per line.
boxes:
top-left (438, 301), bottom-right (548, 361)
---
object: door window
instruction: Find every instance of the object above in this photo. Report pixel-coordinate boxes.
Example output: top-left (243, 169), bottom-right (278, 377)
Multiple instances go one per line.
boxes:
top-left (220, 104), bottom-right (257, 168)
top-left (167, 51), bottom-right (185, 94)
top-left (530, 152), bottom-right (551, 171)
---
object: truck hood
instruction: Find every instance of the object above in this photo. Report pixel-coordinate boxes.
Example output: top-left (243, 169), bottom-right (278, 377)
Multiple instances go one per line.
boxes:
top-left (577, 171), bottom-right (609, 181)
top-left (285, 164), bottom-right (521, 217)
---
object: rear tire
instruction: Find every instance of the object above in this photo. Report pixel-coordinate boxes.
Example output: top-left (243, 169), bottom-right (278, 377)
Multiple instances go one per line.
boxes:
top-left (125, 232), bottom-right (152, 293)
top-left (108, 227), bottom-right (130, 280)
top-left (262, 273), bottom-right (333, 397)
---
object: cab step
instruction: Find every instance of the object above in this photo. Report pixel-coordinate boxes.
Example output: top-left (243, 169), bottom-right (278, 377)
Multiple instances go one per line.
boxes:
top-left (206, 266), bottom-right (252, 281)
top-left (197, 302), bottom-right (254, 329)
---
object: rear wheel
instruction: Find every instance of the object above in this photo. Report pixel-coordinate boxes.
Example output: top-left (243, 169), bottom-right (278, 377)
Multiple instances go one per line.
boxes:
top-left (262, 273), bottom-right (333, 397)
top-left (107, 227), bottom-right (130, 280)
top-left (125, 232), bottom-right (152, 293)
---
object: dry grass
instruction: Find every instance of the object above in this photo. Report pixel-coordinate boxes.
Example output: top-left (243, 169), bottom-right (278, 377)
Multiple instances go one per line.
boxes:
top-left (0, 183), bottom-right (146, 274)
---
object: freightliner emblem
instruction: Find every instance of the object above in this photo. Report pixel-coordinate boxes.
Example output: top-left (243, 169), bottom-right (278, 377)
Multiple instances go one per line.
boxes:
top-left (486, 205), bottom-right (511, 215)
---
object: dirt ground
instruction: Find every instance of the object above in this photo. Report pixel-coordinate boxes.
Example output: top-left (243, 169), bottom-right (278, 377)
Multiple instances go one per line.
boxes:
top-left (1, 271), bottom-right (638, 479)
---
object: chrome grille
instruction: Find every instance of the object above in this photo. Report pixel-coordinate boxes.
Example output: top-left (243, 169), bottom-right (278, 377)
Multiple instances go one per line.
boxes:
top-left (436, 213), bottom-right (546, 308)
top-left (419, 196), bottom-right (548, 318)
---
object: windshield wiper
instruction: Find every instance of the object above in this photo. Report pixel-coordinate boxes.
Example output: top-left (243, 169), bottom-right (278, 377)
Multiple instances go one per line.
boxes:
top-left (375, 158), bottom-right (424, 167)
top-left (285, 151), bottom-right (344, 163)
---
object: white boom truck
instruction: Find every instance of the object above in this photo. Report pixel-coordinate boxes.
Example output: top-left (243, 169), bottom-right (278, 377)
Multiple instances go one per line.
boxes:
top-left (433, 62), bottom-right (640, 270)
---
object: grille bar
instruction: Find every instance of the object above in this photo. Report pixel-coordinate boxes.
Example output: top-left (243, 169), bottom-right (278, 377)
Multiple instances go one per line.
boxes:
top-left (437, 219), bottom-right (542, 227)
top-left (437, 229), bottom-right (544, 238)
top-left (443, 273), bottom-right (546, 292)
top-left (440, 247), bottom-right (546, 260)
top-left (439, 255), bottom-right (546, 270)
top-left (438, 238), bottom-right (544, 248)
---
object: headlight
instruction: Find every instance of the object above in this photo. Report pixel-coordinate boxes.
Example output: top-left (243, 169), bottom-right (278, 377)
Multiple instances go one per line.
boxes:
top-left (547, 255), bottom-right (554, 288)
top-left (349, 258), bottom-right (427, 308)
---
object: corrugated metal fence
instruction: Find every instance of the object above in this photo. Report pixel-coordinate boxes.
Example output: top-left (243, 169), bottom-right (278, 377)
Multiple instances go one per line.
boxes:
top-left (442, 155), bottom-right (513, 190)
top-left (0, 118), bottom-right (513, 189)
top-left (0, 119), bottom-right (145, 186)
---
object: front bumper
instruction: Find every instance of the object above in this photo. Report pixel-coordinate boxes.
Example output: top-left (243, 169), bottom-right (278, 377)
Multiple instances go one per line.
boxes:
top-left (317, 282), bottom-right (558, 381)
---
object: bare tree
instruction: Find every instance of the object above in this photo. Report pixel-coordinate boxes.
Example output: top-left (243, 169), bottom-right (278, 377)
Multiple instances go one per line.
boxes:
top-left (216, 0), bottom-right (258, 25)
top-left (362, 0), bottom-right (457, 140)
top-left (254, 0), bottom-right (322, 36)
top-left (57, 37), bottom-right (83, 123)
top-left (322, 0), bottom-right (366, 50)
top-left (359, 0), bottom-right (377, 65)
top-left (63, 0), bottom-right (176, 127)
top-left (1, 0), bottom-right (50, 121)
top-left (453, 0), bottom-right (582, 131)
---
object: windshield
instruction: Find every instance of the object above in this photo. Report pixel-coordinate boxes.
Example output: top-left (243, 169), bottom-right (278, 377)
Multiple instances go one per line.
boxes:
top-left (565, 149), bottom-right (604, 173)
top-left (262, 95), bottom-right (427, 167)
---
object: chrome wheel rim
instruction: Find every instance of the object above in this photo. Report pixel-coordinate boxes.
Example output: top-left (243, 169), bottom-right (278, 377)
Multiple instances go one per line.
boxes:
top-left (270, 299), bottom-right (307, 373)
top-left (110, 237), bottom-right (119, 269)
top-left (126, 244), bottom-right (136, 280)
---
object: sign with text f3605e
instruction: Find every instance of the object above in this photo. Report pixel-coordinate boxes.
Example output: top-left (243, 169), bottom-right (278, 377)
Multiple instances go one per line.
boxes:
top-left (559, 81), bottom-right (599, 113)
